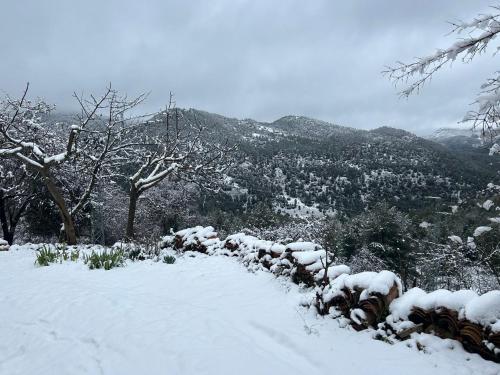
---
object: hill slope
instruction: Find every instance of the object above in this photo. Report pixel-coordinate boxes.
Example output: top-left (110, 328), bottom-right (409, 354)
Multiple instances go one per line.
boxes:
top-left (154, 109), bottom-right (500, 218)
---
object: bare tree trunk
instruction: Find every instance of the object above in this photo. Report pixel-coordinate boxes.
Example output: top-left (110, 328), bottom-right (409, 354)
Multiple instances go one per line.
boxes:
top-left (41, 171), bottom-right (77, 245)
top-left (0, 189), bottom-right (34, 245)
top-left (126, 186), bottom-right (139, 240)
top-left (0, 190), bottom-right (15, 245)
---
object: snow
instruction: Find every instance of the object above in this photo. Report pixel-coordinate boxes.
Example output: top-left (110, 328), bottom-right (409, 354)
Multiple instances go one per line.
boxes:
top-left (286, 242), bottom-right (322, 252)
top-left (467, 236), bottom-right (477, 250)
top-left (389, 288), bottom-right (500, 333)
top-left (313, 264), bottom-right (351, 281)
top-left (439, 290), bottom-right (480, 313)
top-left (270, 242), bottom-right (287, 255)
top-left (274, 194), bottom-right (325, 219)
top-left (389, 288), bottom-right (482, 324)
top-left (340, 271), bottom-right (378, 291)
top-left (43, 152), bottom-right (67, 164)
top-left (419, 221), bottom-right (432, 228)
top-left (473, 226), bottom-right (492, 237)
top-left (429, 127), bottom-right (478, 141)
top-left (490, 143), bottom-right (500, 156)
top-left (176, 225), bottom-right (217, 241)
top-left (483, 200), bottom-right (495, 211)
top-left (223, 233), bottom-right (286, 257)
top-left (322, 271), bottom-right (393, 304)
top-left (291, 250), bottom-right (325, 265)
top-left (360, 270), bottom-right (402, 299)
top-left (398, 289), bottom-right (478, 315)
top-left (0, 146), bottom-right (22, 156)
top-left (465, 291), bottom-right (500, 331)
top-left (0, 247), bottom-right (498, 375)
top-left (487, 183), bottom-right (500, 191)
top-left (175, 225), bottom-right (218, 249)
top-left (448, 235), bottom-right (463, 244)
top-left (389, 287), bottom-right (428, 321)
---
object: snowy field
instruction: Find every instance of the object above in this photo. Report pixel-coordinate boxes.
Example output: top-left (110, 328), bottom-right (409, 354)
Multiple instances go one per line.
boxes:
top-left (0, 247), bottom-right (498, 375)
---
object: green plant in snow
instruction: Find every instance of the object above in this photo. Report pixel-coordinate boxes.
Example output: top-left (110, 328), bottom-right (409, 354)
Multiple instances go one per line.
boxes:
top-left (162, 255), bottom-right (176, 264)
top-left (70, 249), bottom-right (80, 262)
top-left (83, 249), bottom-right (125, 270)
top-left (35, 244), bottom-right (80, 266)
top-left (57, 243), bottom-right (68, 262)
top-left (35, 245), bottom-right (58, 266)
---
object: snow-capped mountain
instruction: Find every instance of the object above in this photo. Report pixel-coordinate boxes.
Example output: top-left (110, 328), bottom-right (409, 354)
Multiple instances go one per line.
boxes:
top-left (148, 109), bottom-right (500, 218)
top-left (427, 127), bottom-right (482, 150)
top-left (429, 127), bottom-right (479, 141)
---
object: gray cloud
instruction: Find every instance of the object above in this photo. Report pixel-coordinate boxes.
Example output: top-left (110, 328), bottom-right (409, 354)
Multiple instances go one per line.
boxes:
top-left (0, 0), bottom-right (496, 135)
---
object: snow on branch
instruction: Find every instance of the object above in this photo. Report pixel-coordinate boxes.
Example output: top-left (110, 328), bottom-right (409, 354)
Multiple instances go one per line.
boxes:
top-left (384, 7), bottom-right (500, 139)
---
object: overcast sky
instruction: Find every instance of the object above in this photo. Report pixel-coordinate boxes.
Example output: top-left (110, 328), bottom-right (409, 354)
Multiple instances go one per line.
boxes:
top-left (0, 0), bottom-right (497, 135)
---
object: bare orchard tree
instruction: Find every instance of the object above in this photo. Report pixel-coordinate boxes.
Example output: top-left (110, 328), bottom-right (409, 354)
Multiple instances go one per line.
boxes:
top-left (384, 6), bottom-right (500, 153)
top-left (318, 220), bottom-right (346, 286)
top-left (0, 160), bottom-right (38, 244)
top-left (0, 84), bottom-right (149, 244)
top-left (124, 96), bottom-right (234, 239)
top-left (132, 180), bottom-right (201, 240)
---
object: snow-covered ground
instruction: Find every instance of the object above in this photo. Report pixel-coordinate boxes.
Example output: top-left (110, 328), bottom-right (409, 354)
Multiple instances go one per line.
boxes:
top-left (0, 247), bottom-right (498, 375)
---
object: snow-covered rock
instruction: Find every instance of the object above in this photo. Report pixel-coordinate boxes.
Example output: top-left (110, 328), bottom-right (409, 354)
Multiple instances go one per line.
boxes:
top-left (171, 226), bottom-right (219, 253)
top-left (313, 264), bottom-right (351, 282)
top-left (465, 290), bottom-right (500, 331)
top-left (285, 241), bottom-right (322, 252)
top-left (291, 250), bottom-right (326, 266)
top-left (389, 288), bottom-right (479, 321)
top-left (321, 270), bottom-right (402, 305)
top-left (388, 287), bottom-right (500, 342)
top-left (473, 226), bottom-right (492, 237)
top-left (359, 270), bottom-right (402, 300)
top-left (0, 239), bottom-right (9, 251)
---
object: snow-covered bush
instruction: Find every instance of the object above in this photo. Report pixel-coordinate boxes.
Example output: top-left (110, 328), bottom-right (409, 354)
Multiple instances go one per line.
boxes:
top-left (347, 246), bottom-right (387, 274)
top-left (114, 240), bottom-right (162, 262)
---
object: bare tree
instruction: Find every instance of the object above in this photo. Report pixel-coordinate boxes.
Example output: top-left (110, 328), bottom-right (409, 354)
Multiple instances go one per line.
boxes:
top-left (124, 95), bottom-right (234, 239)
top-left (384, 6), bottom-right (500, 153)
top-left (0, 84), bottom-right (148, 244)
top-left (472, 231), bottom-right (500, 288)
top-left (0, 160), bottom-right (38, 244)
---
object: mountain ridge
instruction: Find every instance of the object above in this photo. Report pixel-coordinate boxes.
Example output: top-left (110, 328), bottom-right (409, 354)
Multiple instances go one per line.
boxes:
top-left (153, 108), bottom-right (499, 220)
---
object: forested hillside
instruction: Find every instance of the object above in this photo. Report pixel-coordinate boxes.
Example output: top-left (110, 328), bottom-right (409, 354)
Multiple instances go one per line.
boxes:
top-left (161, 109), bottom-right (498, 221)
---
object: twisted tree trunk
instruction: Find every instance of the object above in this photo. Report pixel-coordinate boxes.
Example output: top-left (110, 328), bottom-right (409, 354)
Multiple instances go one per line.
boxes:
top-left (41, 171), bottom-right (77, 245)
